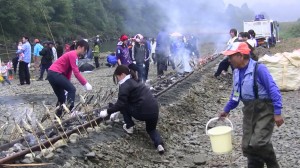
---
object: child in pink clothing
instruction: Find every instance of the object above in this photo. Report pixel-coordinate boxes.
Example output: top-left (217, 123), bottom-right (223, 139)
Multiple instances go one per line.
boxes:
top-left (1, 62), bottom-right (11, 85)
top-left (17, 41), bottom-right (24, 61)
top-left (6, 60), bottom-right (13, 80)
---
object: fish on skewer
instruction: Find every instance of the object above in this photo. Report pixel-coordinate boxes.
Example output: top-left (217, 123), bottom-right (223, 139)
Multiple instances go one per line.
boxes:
top-left (41, 101), bottom-right (51, 123)
top-left (14, 119), bottom-right (35, 157)
top-left (80, 94), bottom-right (96, 128)
top-left (54, 114), bottom-right (69, 140)
top-left (70, 111), bottom-right (89, 135)
top-left (0, 122), bottom-right (8, 140)
top-left (36, 120), bottom-right (55, 149)
top-left (41, 102), bottom-right (67, 142)
top-left (22, 119), bottom-right (46, 156)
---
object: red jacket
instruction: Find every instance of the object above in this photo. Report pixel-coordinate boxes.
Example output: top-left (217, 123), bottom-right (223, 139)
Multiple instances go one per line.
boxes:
top-left (49, 50), bottom-right (87, 85)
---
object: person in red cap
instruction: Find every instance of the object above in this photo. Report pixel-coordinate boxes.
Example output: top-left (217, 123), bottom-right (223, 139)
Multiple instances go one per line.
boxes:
top-left (116, 34), bottom-right (137, 71)
top-left (218, 42), bottom-right (284, 168)
top-left (33, 38), bottom-right (43, 75)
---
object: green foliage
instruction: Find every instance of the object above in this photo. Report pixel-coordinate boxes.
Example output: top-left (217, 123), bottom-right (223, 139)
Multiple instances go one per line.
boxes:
top-left (0, 0), bottom-right (267, 42)
top-left (279, 21), bottom-right (300, 39)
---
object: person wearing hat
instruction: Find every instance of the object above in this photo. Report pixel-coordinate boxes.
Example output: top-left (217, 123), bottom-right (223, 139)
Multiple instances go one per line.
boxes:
top-left (218, 42), bottom-right (284, 168)
top-left (133, 34), bottom-right (148, 82)
top-left (33, 39), bottom-right (43, 75)
top-left (47, 40), bottom-right (92, 117)
top-left (99, 65), bottom-right (165, 154)
top-left (116, 34), bottom-right (137, 71)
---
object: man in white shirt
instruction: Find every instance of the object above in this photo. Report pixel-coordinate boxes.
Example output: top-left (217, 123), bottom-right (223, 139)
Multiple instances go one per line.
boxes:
top-left (50, 42), bottom-right (57, 61)
top-left (214, 28), bottom-right (238, 78)
top-left (150, 38), bottom-right (156, 64)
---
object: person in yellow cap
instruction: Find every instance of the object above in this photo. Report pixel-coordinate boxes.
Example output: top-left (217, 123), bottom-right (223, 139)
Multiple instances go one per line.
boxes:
top-left (218, 42), bottom-right (284, 168)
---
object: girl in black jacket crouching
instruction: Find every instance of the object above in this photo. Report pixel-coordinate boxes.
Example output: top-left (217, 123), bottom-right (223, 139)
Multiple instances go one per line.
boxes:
top-left (99, 65), bottom-right (165, 154)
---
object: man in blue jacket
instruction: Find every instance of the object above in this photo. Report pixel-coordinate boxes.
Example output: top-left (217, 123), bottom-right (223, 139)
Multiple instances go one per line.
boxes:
top-left (219, 42), bottom-right (284, 168)
top-left (17, 36), bottom-right (32, 85)
top-left (155, 28), bottom-right (170, 78)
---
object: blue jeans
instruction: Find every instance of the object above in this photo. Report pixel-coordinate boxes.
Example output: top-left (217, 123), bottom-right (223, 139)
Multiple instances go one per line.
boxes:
top-left (39, 63), bottom-right (52, 79)
top-left (136, 63), bottom-right (145, 82)
top-left (47, 70), bottom-right (76, 116)
top-left (1, 76), bottom-right (11, 85)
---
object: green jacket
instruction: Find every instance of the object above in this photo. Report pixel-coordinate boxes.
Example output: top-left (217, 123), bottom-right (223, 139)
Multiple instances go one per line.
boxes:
top-left (93, 45), bottom-right (100, 57)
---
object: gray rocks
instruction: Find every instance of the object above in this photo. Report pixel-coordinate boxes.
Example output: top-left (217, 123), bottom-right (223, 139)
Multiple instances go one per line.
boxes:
top-left (53, 139), bottom-right (68, 149)
top-left (45, 152), bottom-right (54, 159)
top-left (85, 152), bottom-right (96, 158)
top-left (193, 154), bottom-right (207, 165)
top-left (69, 133), bottom-right (80, 144)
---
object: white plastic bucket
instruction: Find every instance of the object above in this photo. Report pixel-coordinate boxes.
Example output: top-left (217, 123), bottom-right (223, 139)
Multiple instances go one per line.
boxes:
top-left (205, 117), bottom-right (233, 154)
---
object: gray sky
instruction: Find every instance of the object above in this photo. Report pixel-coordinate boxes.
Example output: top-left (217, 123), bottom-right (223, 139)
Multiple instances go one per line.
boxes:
top-left (223, 0), bottom-right (300, 22)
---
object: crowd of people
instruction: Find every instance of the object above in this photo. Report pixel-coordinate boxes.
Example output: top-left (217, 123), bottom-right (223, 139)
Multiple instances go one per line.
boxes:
top-left (214, 28), bottom-right (258, 78)
top-left (0, 29), bottom-right (285, 162)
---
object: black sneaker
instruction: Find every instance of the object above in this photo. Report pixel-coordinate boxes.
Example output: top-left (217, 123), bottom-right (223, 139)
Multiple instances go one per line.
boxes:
top-left (37, 78), bottom-right (43, 81)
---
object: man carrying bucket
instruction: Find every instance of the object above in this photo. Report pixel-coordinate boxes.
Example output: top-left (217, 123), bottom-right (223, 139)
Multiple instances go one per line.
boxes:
top-left (219, 42), bottom-right (284, 168)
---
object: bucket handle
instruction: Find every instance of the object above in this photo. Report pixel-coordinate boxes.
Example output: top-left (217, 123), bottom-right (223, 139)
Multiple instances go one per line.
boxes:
top-left (205, 117), bottom-right (233, 135)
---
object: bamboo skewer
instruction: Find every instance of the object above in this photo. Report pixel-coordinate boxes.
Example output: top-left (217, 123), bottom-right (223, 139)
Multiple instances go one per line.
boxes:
top-left (1, 163), bottom-right (55, 167)
top-left (14, 120), bottom-right (35, 157)
top-left (21, 119), bottom-right (46, 156)
top-left (54, 115), bottom-right (69, 140)
top-left (36, 120), bottom-right (55, 149)
top-left (42, 102), bottom-right (67, 142)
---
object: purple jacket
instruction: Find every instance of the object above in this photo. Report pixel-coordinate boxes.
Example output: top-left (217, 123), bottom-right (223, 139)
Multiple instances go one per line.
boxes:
top-left (224, 59), bottom-right (282, 115)
top-left (116, 42), bottom-right (132, 65)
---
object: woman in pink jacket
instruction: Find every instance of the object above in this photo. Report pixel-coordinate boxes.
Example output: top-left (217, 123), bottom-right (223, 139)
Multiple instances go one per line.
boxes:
top-left (47, 40), bottom-right (92, 117)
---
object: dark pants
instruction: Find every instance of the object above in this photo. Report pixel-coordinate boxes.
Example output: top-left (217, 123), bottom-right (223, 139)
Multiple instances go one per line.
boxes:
top-left (122, 108), bottom-right (163, 148)
top-left (136, 63), bottom-right (145, 82)
top-left (144, 60), bottom-right (150, 80)
top-left (19, 61), bottom-right (30, 85)
top-left (39, 63), bottom-right (52, 79)
top-left (214, 57), bottom-right (233, 77)
top-left (13, 63), bottom-right (18, 74)
top-left (242, 99), bottom-right (280, 168)
top-left (94, 57), bottom-right (99, 68)
top-left (128, 63), bottom-right (138, 72)
top-left (47, 70), bottom-right (76, 116)
top-left (156, 53), bottom-right (168, 76)
top-left (12, 57), bottom-right (18, 74)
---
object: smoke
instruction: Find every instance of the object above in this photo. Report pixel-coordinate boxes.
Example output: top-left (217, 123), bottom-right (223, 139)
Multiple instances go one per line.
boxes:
top-left (147, 0), bottom-right (231, 44)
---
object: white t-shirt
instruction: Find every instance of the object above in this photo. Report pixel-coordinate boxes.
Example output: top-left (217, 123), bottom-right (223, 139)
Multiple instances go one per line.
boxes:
top-left (0, 65), bottom-right (8, 76)
top-left (150, 41), bottom-right (156, 54)
top-left (247, 39), bottom-right (257, 48)
top-left (227, 37), bottom-right (238, 46)
top-left (52, 47), bottom-right (57, 61)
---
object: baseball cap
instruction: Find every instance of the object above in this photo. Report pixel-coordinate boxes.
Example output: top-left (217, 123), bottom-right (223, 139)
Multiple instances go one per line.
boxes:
top-left (222, 42), bottom-right (251, 56)
top-left (120, 34), bottom-right (128, 41)
top-left (134, 34), bottom-right (143, 43)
